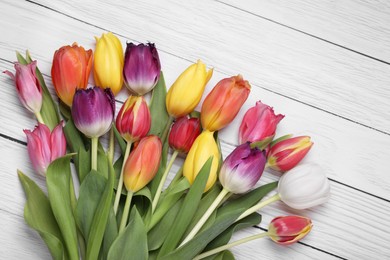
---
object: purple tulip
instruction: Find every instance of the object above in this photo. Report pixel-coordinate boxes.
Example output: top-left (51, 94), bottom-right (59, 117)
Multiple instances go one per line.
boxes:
top-left (123, 42), bottom-right (161, 95)
top-left (4, 61), bottom-right (42, 114)
top-left (219, 142), bottom-right (266, 194)
top-left (72, 86), bottom-right (115, 138)
top-left (24, 122), bottom-right (67, 176)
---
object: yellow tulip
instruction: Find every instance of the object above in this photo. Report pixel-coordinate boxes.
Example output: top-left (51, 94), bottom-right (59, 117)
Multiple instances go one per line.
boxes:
top-left (93, 32), bottom-right (124, 95)
top-left (183, 130), bottom-right (220, 192)
top-left (166, 60), bottom-right (213, 117)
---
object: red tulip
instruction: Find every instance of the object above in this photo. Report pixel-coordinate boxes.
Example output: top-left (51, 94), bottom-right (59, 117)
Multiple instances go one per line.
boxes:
top-left (169, 117), bottom-right (201, 153)
top-left (268, 215), bottom-right (312, 245)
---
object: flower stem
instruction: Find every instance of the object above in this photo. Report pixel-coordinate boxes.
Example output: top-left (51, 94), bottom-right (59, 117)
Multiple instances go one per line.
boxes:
top-left (236, 193), bottom-right (281, 222)
top-left (119, 191), bottom-right (133, 233)
top-left (152, 150), bottom-right (179, 212)
top-left (91, 137), bottom-right (98, 171)
top-left (179, 188), bottom-right (230, 247)
top-left (107, 127), bottom-right (115, 164)
top-left (113, 141), bottom-right (132, 215)
top-left (168, 167), bottom-right (183, 188)
top-left (160, 116), bottom-right (174, 145)
top-left (193, 232), bottom-right (269, 260)
top-left (35, 111), bottom-right (44, 124)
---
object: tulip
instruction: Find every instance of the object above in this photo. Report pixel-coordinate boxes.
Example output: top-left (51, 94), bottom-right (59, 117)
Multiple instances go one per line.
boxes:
top-left (169, 117), bottom-right (201, 154)
top-left (123, 135), bottom-right (162, 193)
top-left (116, 96), bottom-right (151, 143)
top-left (268, 215), bottom-right (313, 245)
top-left (71, 86), bottom-right (115, 138)
top-left (4, 61), bottom-right (42, 115)
top-left (94, 32), bottom-right (124, 95)
top-left (219, 143), bottom-right (266, 194)
top-left (278, 163), bottom-right (331, 209)
top-left (183, 130), bottom-right (219, 192)
top-left (166, 60), bottom-right (213, 118)
top-left (267, 136), bottom-right (313, 172)
top-left (51, 43), bottom-right (93, 106)
top-left (123, 42), bottom-right (161, 95)
top-left (24, 122), bottom-right (66, 176)
top-left (239, 101), bottom-right (284, 145)
top-left (201, 75), bottom-right (250, 132)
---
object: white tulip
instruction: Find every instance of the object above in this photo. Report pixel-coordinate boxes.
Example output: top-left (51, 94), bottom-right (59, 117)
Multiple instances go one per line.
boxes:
top-left (278, 163), bottom-right (331, 209)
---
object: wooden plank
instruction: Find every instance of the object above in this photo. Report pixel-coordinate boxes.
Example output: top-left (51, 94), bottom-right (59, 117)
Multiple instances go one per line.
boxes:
top-left (23, 0), bottom-right (390, 134)
top-left (221, 0), bottom-right (390, 63)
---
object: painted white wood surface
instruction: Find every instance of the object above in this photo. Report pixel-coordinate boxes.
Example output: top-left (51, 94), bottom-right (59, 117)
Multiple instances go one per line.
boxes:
top-left (1, 0), bottom-right (389, 259)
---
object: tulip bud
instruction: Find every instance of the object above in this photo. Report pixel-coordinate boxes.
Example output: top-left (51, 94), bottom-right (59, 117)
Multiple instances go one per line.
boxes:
top-left (24, 122), bottom-right (67, 176)
top-left (183, 130), bottom-right (220, 192)
top-left (94, 32), bottom-right (124, 95)
top-left (123, 135), bottom-right (162, 192)
top-left (4, 61), bottom-right (42, 114)
top-left (219, 143), bottom-right (266, 194)
top-left (267, 136), bottom-right (313, 172)
top-left (123, 42), bottom-right (161, 95)
top-left (278, 163), bottom-right (331, 209)
top-left (116, 96), bottom-right (151, 143)
top-left (51, 43), bottom-right (93, 106)
top-left (169, 117), bottom-right (201, 154)
top-left (239, 101), bottom-right (284, 145)
top-left (201, 75), bottom-right (250, 132)
top-left (72, 87), bottom-right (115, 138)
top-left (268, 216), bottom-right (312, 245)
top-left (166, 60), bottom-right (213, 118)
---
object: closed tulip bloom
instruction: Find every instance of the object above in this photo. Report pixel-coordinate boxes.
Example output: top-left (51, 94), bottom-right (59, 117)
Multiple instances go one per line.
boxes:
top-left (94, 32), bottom-right (124, 95)
top-left (116, 96), bottom-right (151, 143)
top-left (123, 42), bottom-right (161, 95)
top-left (201, 75), bottom-right (250, 132)
top-left (169, 117), bottom-right (201, 154)
top-left (4, 61), bottom-right (42, 114)
top-left (183, 130), bottom-right (220, 192)
top-left (123, 135), bottom-right (162, 192)
top-left (267, 136), bottom-right (313, 172)
top-left (72, 87), bottom-right (115, 138)
top-left (51, 43), bottom-right (93, 106)
top-left (278, 163), bottom-right (330, 209)
top-left (239, 101), bottom-right (284, 145)
top-left (219, 143), bottom-right (266, 194)
top-left (268, 216), bottom-right (312, 245)
top-left (24, 122), bottom-right (67, 176)
top-left (166, 60), bottom-right (213, 118)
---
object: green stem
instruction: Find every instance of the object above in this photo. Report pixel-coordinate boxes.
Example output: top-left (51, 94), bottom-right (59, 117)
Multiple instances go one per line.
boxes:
top-left (35, 111), bottom-right (44, 124)
top-left (107, 127), bottom-right (115, 164)
top-left (91, 137), bottom-right (98, 171)
top-left (236, 193), bottom-right (281, 222)
top-left (152, 150), bottom-right (179, 212)
top-left (193, 232), bottom-right (269, 260)
top-left (179, 188), bottom-right (230, 247)
top-left (161, 116), bottom-right (174, 145)
top-left (119, 191), bottom-right (134, 233)
top-left (113, 141), bottom-right (132, 215)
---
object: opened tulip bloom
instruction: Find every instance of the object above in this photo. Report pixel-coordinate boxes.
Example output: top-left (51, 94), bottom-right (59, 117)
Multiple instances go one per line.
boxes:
top-left (267, 136), bottom-right (313, 172)
top-left (4, 61), bottom-right (43, 120)
top-left (239, 101), bottom-right (284, 145)
top-left (123, 42), bottom-right (161, 95)
top-left (169, 117), bottom-right (201, 154)
top-left (201, 75), bottom-right (251, 132)
top-left (51, 43), bottom-right (92, 106)
top-left (268, 215), bottom-right (312, 245)
top-left (94, 32), bottom-right (124, 95)
top-left (24, 122), bottom-right (66, 176)
top-left (166, 60), bottom-right (213, 118)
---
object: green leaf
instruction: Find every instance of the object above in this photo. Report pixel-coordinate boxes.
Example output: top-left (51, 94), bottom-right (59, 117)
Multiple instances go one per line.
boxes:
top-left (46, 155), bottom-right (79, 260)
top-left (86, 162), bottom-right (115, 260)
top-left (205, 250), bottom-right (235, 260)
top-left (148, 72), bottom-right (169, 137)
top-left (59, 100), bottom-right (72, 121)
top-left (112, 124), bottom-right (126, 155)
top-left (64, 119), bottom-right (86, 154)
top-left (108, 208), bottom-right (148, 260)
top-left (76, 147), bottom-right (92, 183)
top-left (18, 171), bottom-right (66, 260)
top-left (101, 209), bottom-right (118, 260)
top-left (157, 158), bottom-right (213, 257)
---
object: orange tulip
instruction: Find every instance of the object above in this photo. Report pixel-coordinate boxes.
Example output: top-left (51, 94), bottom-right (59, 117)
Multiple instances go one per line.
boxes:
top-left (201, 75), bottom-right (250, 132)
top-left (51, 43), bottom-right (92, 106)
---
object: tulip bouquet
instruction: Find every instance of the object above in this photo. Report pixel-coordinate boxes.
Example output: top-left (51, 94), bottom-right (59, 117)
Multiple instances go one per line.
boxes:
top-left (5, 32), bottom-right (330, 260)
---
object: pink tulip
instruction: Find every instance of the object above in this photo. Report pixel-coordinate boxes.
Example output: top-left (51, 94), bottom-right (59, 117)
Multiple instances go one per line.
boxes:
top-left (239, 101), bottom-right (284, 145)
top-left (24, 122), bottom-right (67, 176)
top-left (268, 215), bottom-right (312, 245)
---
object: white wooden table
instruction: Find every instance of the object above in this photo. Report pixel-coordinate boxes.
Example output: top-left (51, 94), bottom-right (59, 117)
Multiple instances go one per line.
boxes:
top-left (1, 0), bottom-right (389, 259)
